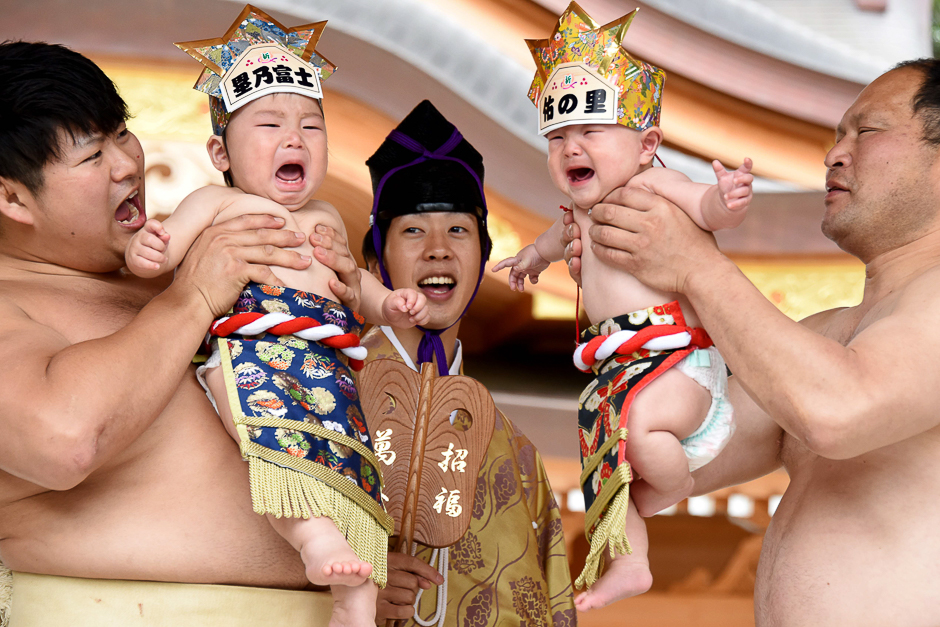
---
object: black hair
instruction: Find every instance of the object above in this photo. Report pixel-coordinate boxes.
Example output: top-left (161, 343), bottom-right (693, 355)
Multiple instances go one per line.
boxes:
top-left (894, 58), bottom-right (940, 145)
top-left (362, 230), bottom-right (378, 266)
top-left (0, 41), bottom-right (129, 194)
top-left (218, 97), bottom-right (325, 189)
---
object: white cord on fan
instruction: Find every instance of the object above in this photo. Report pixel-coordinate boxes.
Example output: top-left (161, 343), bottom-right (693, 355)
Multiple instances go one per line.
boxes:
top-left (411, 545), bottom-right (449, 627)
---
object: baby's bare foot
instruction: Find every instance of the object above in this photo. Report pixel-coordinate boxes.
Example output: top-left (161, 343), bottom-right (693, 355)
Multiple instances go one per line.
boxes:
top-left (296, 518), bottom-right (373, 587)
top-left (329, 581), bottom-right (378, 627)
top-left (301, 540), bottom-right (372, 587)
top-left (575, 554), bottom-right (653, 612)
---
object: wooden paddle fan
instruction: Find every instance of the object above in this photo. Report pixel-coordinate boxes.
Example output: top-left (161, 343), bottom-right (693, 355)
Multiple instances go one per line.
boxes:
top-left (357, 359), bottom-right (496, 626)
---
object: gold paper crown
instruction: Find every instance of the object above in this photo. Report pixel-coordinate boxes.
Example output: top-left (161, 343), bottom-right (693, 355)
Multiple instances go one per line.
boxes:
top-left (526, 3), bottom-right (665, 135)
top-left (175, 4), bottom-right (336, 134)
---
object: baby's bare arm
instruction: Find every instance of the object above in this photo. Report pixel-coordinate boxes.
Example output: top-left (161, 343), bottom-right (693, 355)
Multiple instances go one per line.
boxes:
top-left (302, 204), bottom-right (427, 326)
top-left (631, 168), bottom-right (712, 230)
top-left (633, 163), bottom-right (751, 232)
top-left (491, 213), bottom-right (568, 291)
top-left (126, 186), bottom-right (248, 277)
top-left (358, 271), bottom-right (395, 323)
top-left (534, 214), bottom-right (569, 263)
top-left (357, 272), bottom-right (429, 328)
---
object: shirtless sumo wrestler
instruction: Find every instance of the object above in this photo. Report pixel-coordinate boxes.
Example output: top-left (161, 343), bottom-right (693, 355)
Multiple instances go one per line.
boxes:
top-left (0, 42), bottom-right (361, 625)
top-left (567, 61), bottom-right (940, 625)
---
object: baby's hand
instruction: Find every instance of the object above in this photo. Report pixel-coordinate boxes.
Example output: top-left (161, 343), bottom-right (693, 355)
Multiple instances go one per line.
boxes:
top-left (491, 244), bottom-right (551, 292)
top-left (125, 218), bottom-right (171, 276)
top-left (383, 288), bottom-right (430, 328)
top-left (713, 158), bottom-right (754, 212)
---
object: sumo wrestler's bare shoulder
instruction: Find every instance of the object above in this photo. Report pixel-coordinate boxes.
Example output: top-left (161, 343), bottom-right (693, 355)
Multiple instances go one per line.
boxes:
top-left (0, 285), bottom-right (37, 335)
top-left (797, 306), bottom-right (855, 343)
top-left (803, 262), bottom-right (940, 348)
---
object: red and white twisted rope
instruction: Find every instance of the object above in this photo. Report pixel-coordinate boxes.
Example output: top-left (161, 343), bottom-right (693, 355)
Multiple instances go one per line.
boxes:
top-left (574, 325), bottom-right (712, 373)
top-left (210, 312), bottom-right (366, 371)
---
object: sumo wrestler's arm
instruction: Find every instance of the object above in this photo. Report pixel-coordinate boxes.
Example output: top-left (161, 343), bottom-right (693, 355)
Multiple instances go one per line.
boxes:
top-left (0, 214), bottom-right (311, 490)
top-left (691, 377), bottom-right (785, 495)
top-left (634, 160), bottom-right (753, 232)
top-left (589, 186), bottom-right (940, 460)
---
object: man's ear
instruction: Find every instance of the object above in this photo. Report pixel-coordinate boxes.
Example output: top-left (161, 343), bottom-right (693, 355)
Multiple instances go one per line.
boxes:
top-left (206, 135), bottom-right (231, 174)
top-left (365, 256), bottom-right (382, 281)
top-left (0, 177), bottom-right (36, 226)
top-left (638, 126), bottom-right (664, 166)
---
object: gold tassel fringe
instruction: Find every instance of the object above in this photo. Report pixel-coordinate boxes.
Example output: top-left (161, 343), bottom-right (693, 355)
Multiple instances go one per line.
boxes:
top-left (575, 482), bottom-right (633, 589)
top-left (0, 558), bottom-right (11, 627)
top-left (248, 457), bottom-right (389, 588)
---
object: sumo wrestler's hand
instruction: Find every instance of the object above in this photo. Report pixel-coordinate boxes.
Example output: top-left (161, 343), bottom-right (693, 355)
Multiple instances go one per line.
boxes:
top-left (562, 210), bottom-right (582, 286)
top-left (383, 288), bottom-right (430, 328)
top-left (590, 186), bottom-right (719, 295)
top-left (375, 552), bottom-right (444, 622)
top-left (310, 224), bottom-right (362, 312)
top-left (175, 214), bottom-right (312, 319)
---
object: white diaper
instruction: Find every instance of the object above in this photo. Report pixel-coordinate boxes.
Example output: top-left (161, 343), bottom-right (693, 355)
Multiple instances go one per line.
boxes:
top-left (194, 342), bottom-right (222, 413)
top-left (675, 346), bottom-right (735, 471)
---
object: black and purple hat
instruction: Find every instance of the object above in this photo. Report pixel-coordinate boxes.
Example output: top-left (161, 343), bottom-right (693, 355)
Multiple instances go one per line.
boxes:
top-left (365, 100), bottom-right (493, 375)
top-left (364, 100), bottom-right (492, 268)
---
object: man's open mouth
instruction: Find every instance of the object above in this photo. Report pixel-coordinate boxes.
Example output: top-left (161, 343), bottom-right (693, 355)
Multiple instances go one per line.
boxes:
top-left (418, 275), bottom-right (456, 296)
top-left (567, 167), bottom-right (595, 184)
top-left (115, 190), bottom-right (142, 225)
top-left (825, 178), bottom-right (849, 193)
top-left (276, 163), bottom-right (306, 185)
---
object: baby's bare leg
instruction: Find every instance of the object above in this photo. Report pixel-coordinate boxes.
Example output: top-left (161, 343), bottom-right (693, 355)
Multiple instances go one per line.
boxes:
top-left (267, 514), bottom-right (373, 587)
top-left (269, 517), bottom-right (377, 624)
top-left (206, 365), bottom-right (376, 625)
top-left (330, 579), bottom-right (378, 627)
top-left (626, 368), bottom-right (710, 518)
top-left (204, 365), bottom-right (241, 442)
top-left (575, 499), bottom-right (652, 611)
top-left (273, 516), bottom-right (377, 626)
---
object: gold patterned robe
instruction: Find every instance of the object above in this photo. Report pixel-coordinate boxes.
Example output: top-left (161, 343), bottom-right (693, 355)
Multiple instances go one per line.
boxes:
top-left (361, 327), bottom-right (576, 627)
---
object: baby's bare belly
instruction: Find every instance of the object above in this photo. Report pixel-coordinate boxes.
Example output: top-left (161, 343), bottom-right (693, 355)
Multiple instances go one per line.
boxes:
top-left (574, 209), bottom-right (700, 326)
top-left (215, 202), bottom-right (337, 298)
top-left (579, 249), bottom-right (701, 328)
top-left (273, 263), bottom-right (335, 298)
top-left (256, 225), bottom-right (335, 297)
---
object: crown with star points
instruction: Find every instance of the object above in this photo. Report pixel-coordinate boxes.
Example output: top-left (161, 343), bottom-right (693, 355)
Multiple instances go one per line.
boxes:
top-left (175, 4), bottom-right (336, 135)
top-left (526, 3), bottom-right (665, 135)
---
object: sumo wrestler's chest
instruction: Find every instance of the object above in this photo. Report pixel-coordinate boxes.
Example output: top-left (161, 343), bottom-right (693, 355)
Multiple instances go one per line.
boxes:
top-left (16, 276), bottom-right (160, 342)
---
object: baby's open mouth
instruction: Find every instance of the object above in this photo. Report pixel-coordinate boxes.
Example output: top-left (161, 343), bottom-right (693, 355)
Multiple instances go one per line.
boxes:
top-left (276, 163), bottom-right (305, 183)
top-left (115, 190), bottom-right (142, 225)
top-left (567, 167), bottom-right (594, 184)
